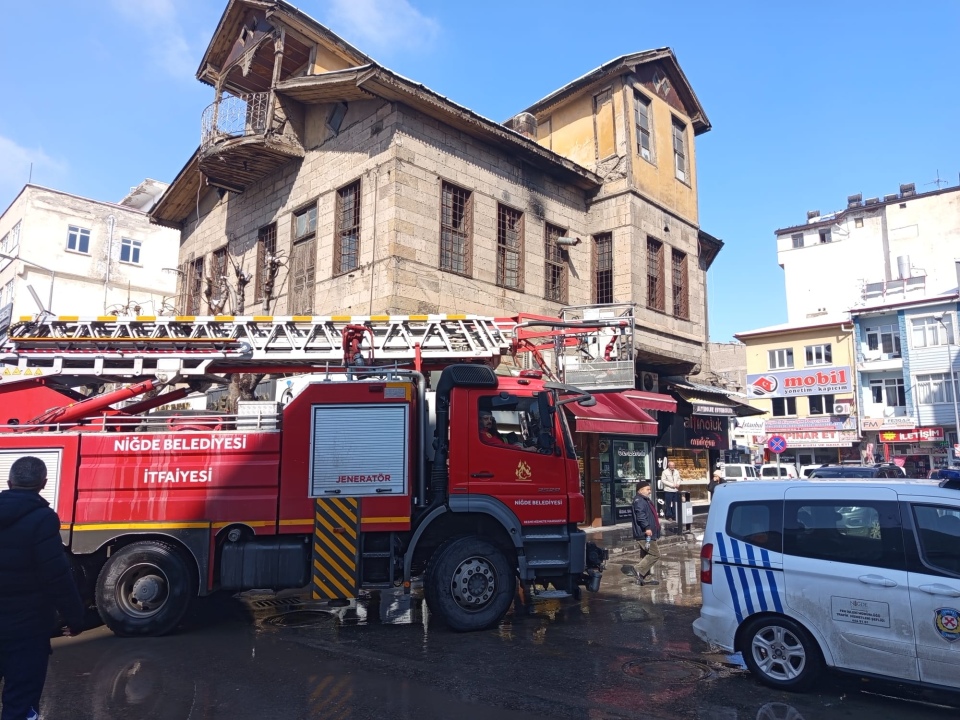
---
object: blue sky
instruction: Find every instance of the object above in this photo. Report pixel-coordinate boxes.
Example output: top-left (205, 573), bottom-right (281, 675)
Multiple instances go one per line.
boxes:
top-left (1, 1), bottom-right (958, 342)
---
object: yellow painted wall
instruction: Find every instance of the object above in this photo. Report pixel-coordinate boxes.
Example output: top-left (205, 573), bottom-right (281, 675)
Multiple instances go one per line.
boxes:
top-left (312, 43), bottom-right (356, 74)
top-left (740, 327), bottom-right (856, 417)
top-left (544, 93), bottom-right (599, 170)
top-left (628, 86), bottom-right (698, 223)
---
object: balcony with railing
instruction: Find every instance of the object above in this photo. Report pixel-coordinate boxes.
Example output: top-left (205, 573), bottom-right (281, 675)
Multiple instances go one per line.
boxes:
top-left (198, 92), bottom-right (303, 193)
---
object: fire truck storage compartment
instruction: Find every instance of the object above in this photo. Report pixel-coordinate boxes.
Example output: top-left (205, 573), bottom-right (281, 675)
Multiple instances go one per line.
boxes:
top-left (220, 536), bottom-right (311, 590)
top-left (309, 403), bottom-right (408, 498)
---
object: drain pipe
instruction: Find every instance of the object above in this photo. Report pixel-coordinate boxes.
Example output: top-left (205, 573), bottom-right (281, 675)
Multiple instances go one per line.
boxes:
top-left (103, 215), bottom-right (115, 313)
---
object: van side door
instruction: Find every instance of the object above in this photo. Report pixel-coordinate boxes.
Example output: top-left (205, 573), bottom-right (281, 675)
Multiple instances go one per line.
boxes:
top-left (901, 497), bottom-right (960, 688)
top-left (782, 486), bottom-right (917, 680)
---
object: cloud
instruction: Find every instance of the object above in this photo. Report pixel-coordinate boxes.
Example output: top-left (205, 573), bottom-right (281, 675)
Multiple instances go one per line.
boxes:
top-left (0, 135), bottom-right (68, 207)
top-left (324, 0), bottom-right (440, 55)
top-left (110, 0), bottom-right (197, 79)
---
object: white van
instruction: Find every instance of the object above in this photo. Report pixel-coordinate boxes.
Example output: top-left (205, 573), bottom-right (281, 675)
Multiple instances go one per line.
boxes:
top-left (759, 463), bottom-right (798, 479)
top-left (693, 479), bottom-right (960, 692)
top-left (721, 464), bottom-right (760, 481)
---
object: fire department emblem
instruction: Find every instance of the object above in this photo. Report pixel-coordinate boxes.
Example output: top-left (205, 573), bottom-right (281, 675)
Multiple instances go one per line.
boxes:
top-left (934, 607), bottom-right (960, 641)
top-left (516, 460), bottom-right (532, 482)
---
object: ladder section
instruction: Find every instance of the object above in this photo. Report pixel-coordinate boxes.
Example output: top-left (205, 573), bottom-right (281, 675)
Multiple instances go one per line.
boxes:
top-left (0, 313), bottom-right (516, 380)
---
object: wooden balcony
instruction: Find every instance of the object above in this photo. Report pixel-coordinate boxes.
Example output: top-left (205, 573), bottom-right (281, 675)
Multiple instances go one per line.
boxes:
top-left (198, 93), bottom-right (303, 193)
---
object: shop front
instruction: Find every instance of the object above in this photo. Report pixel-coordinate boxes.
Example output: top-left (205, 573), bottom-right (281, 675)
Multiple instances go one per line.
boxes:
top-left (657, 411), bottom-right (729, 502)
top-left (875, 426), bottom-right (947, 477)
top-left (566, 390), bottom-right (676, 526)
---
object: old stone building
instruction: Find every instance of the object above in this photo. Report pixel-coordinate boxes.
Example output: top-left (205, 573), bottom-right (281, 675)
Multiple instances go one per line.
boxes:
top-left (150, 0), bottom-right (727, 524)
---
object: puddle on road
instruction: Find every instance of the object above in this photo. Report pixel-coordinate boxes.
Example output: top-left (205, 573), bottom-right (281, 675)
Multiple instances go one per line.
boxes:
top-left (622, 659), bottom-right (713, 684)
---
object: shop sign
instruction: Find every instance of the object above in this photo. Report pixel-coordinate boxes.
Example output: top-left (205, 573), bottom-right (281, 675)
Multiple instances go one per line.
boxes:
top-left (765, 417), bottom-right (857, 432)
top-left (862, 417), bottom-right (917, 431)
top-left (878, 427), bottom-right (944, 443)
top-left (683, 415), bottom-right (728, 449)
top-left (691, 403), bottom-right (736, 416)
top-left (734, 417), bottom-right (766, 433)
top-left (746, 366), bottom-right (852, 398)
top-left (775, 429), bottom-right (858, 448)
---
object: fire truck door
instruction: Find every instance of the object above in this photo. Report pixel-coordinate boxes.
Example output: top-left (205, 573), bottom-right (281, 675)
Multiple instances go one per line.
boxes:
top-left (468, 391), bottom-right (567, 525)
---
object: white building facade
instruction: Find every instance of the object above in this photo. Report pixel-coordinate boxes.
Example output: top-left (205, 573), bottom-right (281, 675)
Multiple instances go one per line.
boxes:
top-left (0, 182), bottom-right (179, 335)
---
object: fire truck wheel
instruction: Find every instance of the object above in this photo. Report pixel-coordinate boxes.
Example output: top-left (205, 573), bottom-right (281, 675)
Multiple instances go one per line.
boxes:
top-left (96, 541), bottom-right (196, 637)
top-left (425, 536), bottom-right (516, 632)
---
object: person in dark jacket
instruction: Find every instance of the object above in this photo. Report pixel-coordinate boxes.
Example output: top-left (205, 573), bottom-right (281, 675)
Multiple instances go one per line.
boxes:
top-left (631, 481), bottom-right (661, 586)
top-left (0, 456), bottom-right (85, 720)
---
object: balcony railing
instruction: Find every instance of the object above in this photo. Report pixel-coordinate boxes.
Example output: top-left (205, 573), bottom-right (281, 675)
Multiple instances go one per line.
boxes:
top-left (201, 93), bottom-right (269, 150)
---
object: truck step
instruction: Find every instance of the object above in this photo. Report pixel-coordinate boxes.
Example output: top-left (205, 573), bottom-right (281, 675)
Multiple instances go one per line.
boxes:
top-left (526, 559), bottom-right (569, 568)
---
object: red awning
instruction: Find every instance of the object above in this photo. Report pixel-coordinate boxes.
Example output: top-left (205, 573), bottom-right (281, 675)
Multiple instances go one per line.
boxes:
top-left (567, 392), bottom-right (659, 435)
top-left (621, 390), bottom-right (677, 413)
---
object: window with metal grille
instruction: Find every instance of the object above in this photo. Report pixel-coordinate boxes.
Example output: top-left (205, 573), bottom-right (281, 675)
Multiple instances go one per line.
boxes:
top-left (634, 91), bottom-right (653, 162)
top-left (672, 119), bottom-right (688, 183)
top-left (594, 233), bottom-right (613, 304)
top-left (210, 246), bottom-right (228, 312)
top-left (335, 180), bottom-right (361, 275)
top-left (496, 204), bottom-right (523, 290)
top-left (544, 223), bottom-right (568, 303)
top-left (671, 249), bottom-right (688, 319)
top-left (646, 237), bottom-right (664, 311)
top-left (185, 256), bottom-right (204, 315)
top-left (255, 222), bottom-right (277, 303)
top-left (290, 202), bottom-right (318, 314)
top-left (440, 182), bottom-right (472, 275)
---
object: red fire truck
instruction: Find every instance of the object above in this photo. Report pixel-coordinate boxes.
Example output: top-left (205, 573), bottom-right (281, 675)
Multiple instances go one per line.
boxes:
top-left (0, 306), bottom-right (635, 635)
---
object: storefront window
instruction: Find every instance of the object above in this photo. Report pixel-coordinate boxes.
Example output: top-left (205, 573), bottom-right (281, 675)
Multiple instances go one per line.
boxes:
top-left (663, 447), bottom-right (709, 501)
top-left (612, 439), bottom-right (651, 522)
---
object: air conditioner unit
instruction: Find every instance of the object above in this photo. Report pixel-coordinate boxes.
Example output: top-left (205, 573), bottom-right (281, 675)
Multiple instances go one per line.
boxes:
top-left (833, 402), bottom-right (852, 415)
top-left (639, 371), bottom-right (659, 393)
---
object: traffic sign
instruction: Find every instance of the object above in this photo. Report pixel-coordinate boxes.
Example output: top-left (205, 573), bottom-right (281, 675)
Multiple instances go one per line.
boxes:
top-left (767, 435), bottom-right (787, 454)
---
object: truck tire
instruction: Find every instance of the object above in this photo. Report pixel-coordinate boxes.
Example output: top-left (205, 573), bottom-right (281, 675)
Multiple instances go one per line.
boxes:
top-left (96, 541), bottom-right (196, 637)
top-left (425, 536), bottom-right (516, 632)
top-left (741, 615), bottom-right (823, 691)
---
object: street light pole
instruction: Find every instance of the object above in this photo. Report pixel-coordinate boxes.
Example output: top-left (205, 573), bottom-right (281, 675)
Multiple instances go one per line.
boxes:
top-left (0, 252), bottom-right (57, 314)
top-left (935, 313), bottom-right (960, 465)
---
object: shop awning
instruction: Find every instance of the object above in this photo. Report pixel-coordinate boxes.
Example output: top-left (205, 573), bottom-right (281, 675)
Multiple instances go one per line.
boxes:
top-left (621, 389), bottom-right (677, 413)
top-left (566, 392), bottom-right (659, 435)
top-left (675, 389), bottom-right (739, 417)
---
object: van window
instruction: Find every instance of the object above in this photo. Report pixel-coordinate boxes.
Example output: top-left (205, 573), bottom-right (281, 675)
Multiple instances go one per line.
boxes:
top-left (726, 501), bottom-right (783, 552)
top-left (724, 466), bottom-right (744, 479)
top-left (783, 501), bottom-right (905, 569)
top-left (912, 504), bottom-right (960, 577)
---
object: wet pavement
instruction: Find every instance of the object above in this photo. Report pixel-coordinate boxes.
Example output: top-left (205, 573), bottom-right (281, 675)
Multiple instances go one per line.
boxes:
top-left (31, 519), bottom-right (960, 719)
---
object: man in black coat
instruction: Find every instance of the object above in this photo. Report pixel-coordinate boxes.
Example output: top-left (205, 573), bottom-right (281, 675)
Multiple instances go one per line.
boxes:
top-left (0, 456), bottom-right (85, 720)
top-left (631, 481), bottom-right (661, 587)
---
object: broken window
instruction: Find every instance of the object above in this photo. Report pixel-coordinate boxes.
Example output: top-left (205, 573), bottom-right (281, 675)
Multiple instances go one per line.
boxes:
top-left (634, 91), bottom-right (653, 162)
top-left (647, 236), bottom-right (664, 312)
top-left (496, 204), bottom-right (523, 291)
top-left (183, 256), bottom-right (205, 315)
top-left (255, 222), bottom-right (277, 303)
top-left (544, 223), bottom-right (568, 304)
top-left (440, 182), bottom-right (472, 275)
top-left (594, 233), bottom-right (613, 304)
top-left (335, 180), bottom-right (361, 275)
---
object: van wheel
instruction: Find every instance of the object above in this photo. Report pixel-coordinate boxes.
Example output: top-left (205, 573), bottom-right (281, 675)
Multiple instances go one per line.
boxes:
top-left (425, 536), bottom-right (516, 632)
top-left (741, 616), bottom-right (823, 691)
top-left (96, 541), bottom-right (195, 637)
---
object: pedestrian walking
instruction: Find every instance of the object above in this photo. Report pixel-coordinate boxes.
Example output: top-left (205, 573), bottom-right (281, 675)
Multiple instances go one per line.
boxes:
top-left (0, 456), bottom-right (85, 720)
top-left (659, 460), bottom-right (682, 521)
top-left (708, 468), bottom-right (725, 500)
top-left (631, 481), bottom-right (661, 586)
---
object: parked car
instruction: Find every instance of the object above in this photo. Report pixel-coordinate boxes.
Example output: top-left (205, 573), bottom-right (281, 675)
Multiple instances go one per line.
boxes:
top-left (810, 464), bottom-right (906, 479)
top-left (759, 463), bottom-right (798, 479)
top-left (929, 468), bottom-right (960, 481)
top-left (694, 477), bottom-right (960, 691)
top-left (720, 463), bottom-right (760, 481)
top-left (798, 464), bottom-right (822, 478)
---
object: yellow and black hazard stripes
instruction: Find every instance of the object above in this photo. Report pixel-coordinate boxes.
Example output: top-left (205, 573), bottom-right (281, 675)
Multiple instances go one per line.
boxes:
top-left (312, 498), bottom-right (360, 600)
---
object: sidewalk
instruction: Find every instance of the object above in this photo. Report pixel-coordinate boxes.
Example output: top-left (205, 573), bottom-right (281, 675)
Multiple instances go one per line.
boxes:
top-left (583, 513), bottom-right (707, 559)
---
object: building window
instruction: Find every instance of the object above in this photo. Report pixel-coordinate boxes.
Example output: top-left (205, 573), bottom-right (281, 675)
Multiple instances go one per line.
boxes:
top-left (916, 373), bottom-right (958, 405)
top-left (544, 223), bottom-right (568, 304)
top-left (912, 315), bottom-right (954, 348)
top-left (496, 204), bottom-right (523, 290)
top-left (866, 324), bottom-right (901, 357)
top-left (672, 119), bottom-right (688, 183)
top-left (290, 201), bottom-right (318, 314)
top-left (0, 221), bottom-right (18, 254)
top-left (870, 378), bottom-right (905, 407)
top-left (671, 249), bottom-right (688, 319)
top-left (66, 225), bottom-right (91, 254)
top-left (440, 182), bottom-right (472, 275)
top-left (335, 180), bottom-right (361, 275)
top-left (594, 233), bottom-right (613, 304)
top-left (808, 394), bottom-right (835, 415)
top-left (634, 91), bottom-right (653, 162)
top-left (819, 229), bottom-right (832, 244)
top-left (791, 233), bottom-right (804, 249)
top-left (805, 343), bottom-right (832, 366)
top-left (1, 279), bottom-right (13, 307)
top-left (855, 217), bottom-right (864, 228)
top-left (180, 256), bottom-right (204, 315)
top-left (768, 348), bottom-right (794, 370)
top-left (119, 238), bottom-right (142, 265)
top-left (255, 223), bottom-right (277, 303)
top-left (210, 246), bottom-right (229, 312)
top-left (771, 397), bottom-right (796, 417)
top-left (646, 236), bottom-right (664, 312)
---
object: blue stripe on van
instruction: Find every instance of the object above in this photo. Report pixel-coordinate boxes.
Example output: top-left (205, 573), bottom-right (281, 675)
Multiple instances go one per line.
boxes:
top-left (715, 532), bottom-right (728, 562)
top-left (751, 567), bottom-right (768, 611)
top-left (766, 569), bottom-right (784, 613)
top-left (760, 548), bottom-right (771, 568)
top-left (736, 566), bottom-right (756, 615)
top-left (730, 538), bottom-right (743, 564)
top-left (723, 564), bottom-right (744, 624)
